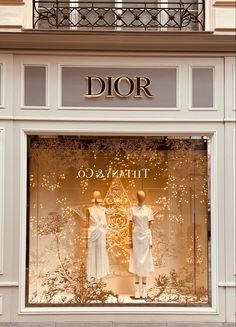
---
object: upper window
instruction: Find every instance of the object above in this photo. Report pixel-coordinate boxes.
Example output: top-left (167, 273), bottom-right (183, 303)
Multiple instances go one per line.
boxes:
top-left (33, 0), bottom-right (205, 31)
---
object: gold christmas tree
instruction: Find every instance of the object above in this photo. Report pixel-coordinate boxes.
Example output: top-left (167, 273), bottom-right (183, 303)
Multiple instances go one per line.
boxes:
top-left (104, 178), bottom-right (131, 265)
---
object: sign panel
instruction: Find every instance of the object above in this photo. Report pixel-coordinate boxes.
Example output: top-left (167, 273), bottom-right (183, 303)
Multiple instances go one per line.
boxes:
top-left (61, 67), bottom-right (177, 108)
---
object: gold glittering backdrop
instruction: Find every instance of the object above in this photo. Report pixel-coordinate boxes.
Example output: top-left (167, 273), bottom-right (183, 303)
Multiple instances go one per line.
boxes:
top-left (27, 135), bottom-right (210, 306)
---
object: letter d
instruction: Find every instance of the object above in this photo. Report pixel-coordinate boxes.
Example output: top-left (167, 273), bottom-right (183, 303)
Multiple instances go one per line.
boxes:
top-left (85, 76), bottom-right (106, 98)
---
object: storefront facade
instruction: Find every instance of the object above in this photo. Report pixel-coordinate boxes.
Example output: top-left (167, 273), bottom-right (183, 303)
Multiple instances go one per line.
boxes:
top-left (0, 0), bottom-right (235, 326)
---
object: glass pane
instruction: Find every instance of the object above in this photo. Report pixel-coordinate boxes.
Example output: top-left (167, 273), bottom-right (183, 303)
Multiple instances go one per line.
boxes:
top-left (192, 68), bottom-right (214, 108)
top-left (61, 67), bottom-right (81, 107)
top-left (24, 66), bottom-right (47, 107)
top-left (155, 68), bottom-right (177, 107)
top-left (27, 135), bottom-right (211, 306)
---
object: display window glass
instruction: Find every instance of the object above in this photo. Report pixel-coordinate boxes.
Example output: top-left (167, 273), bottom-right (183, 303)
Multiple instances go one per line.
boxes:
top-left (26, 135), bottom-right (211, 306)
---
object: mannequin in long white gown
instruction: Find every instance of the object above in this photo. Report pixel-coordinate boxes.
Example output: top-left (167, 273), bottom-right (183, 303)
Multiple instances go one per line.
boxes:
top-left (86, 191), bottom-right (109, 281)
top-left (129, 190), bottom-right (154, 299)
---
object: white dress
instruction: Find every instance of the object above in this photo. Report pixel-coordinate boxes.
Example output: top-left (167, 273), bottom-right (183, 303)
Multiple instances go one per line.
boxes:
top-left (86, 205), bottom-right (109, 280)
top-left (129, 205), bottom-right (154, 277)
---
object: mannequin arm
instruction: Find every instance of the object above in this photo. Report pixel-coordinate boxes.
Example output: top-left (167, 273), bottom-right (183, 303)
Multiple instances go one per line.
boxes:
top-left (148, 220), bottom-right (153, 247)
top-left (85, 209), bottom-right (90, 248)
top-left (129, 221), bottom-right (133, 248)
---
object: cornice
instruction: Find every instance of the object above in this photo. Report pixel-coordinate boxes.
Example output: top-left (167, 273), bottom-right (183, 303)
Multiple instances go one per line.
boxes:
top-left (215, 28), bottom-right (236, 32)
top-left (0, 30), bottom-right (235, 53)
top-left (0, 25), bottom-right (22, 28)
top-left (214, 1), bottom-right (236, 7)
top-left (0, 116), bottom-right (236, 123)
top-left (0, 0), bottom-right (24, 5)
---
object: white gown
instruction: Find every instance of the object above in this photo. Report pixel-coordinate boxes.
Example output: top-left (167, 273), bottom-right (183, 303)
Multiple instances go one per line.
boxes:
top-left (86, 205), bottom-right (109, 280)
top-left (129, 205), bottom-right (154, 277)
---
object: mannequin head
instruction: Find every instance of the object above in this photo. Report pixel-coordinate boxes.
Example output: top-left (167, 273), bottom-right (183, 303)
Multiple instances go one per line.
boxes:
top-left (92, 191), bottom-right (103, 204)
top-left (137, 190), bottom-right (146, 206)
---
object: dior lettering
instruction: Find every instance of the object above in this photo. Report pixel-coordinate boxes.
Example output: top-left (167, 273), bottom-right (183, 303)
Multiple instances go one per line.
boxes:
top-left (85, 76), bottom-right (153, 98)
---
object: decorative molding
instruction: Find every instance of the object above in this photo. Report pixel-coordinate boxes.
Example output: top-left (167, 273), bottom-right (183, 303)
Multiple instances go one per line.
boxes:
top-left (214, 1), bottom-right (236, 7)
top-left (0, 294), bottom-right (2, 315)
top-left (0, 128), bottom-right (5, 275)
top-left (0, 25), bottom-right (22, 28)
top-left (0, 51), bottom-right (230, 57)
top-left (225, 57), bottom-right (236, 119)
top-left (233, 64), bottom-right (236, 111)
top-left (0, 282), bottom-right (19, 287)
top-left (233, 129), bottom-right (236, 275)
top-left (0, 31), bottom-right (235, 53)
top-left (0, 0), bottom-right (24, 4)
top-left (0, 116), bottom-right (235, 123)
top-left (210, 130), bottom-right (219, 314)
top-left (19, 129), bottom-right (27, 315)
top-left (214, 28), bottom-right (236, 32)
top-left (218, 282), bottom-right (236, 287)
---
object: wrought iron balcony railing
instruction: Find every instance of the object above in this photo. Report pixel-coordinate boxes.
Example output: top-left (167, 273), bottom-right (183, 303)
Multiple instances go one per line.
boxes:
top-left (33, 1), bottom-right (205, 31)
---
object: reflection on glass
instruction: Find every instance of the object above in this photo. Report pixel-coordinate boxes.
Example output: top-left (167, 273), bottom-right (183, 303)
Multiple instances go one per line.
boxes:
top-left (27, 135), bottom-right (211, 306)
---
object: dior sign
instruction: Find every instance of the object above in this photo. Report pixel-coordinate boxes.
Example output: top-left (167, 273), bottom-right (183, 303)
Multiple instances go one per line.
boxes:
top-left (85, 76), bottom-right (153, 98)
top-left (61, 67), bottom-right (177, 107)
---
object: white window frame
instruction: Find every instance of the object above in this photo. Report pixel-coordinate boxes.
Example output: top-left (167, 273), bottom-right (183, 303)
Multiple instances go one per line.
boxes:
top-left (233, 128), bottom-right (236, 276)
top-left (19, 126), bottom-right (219, 315)
top-left (0, 128), bottom-right (5, 275)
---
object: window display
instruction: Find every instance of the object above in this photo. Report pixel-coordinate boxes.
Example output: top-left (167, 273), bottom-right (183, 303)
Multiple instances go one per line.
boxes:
top-left (27, 135), bottom-right (211, 306)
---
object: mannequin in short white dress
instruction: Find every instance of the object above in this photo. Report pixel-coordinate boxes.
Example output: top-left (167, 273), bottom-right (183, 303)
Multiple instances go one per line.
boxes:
top-left (86, 191), bottom-right (109, 281)
top-left (129, 190), bottom-right (154, 299)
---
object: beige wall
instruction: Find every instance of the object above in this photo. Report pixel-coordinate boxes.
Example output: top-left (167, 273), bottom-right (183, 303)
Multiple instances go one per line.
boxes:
top-left (0, 53), bottom-right (235, 323)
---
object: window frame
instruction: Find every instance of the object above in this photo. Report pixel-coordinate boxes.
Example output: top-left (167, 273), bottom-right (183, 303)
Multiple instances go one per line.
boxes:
top-left (0, 128), bottom-right (5, 275)
top-left (19, 127), bottom-right (218, 315)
